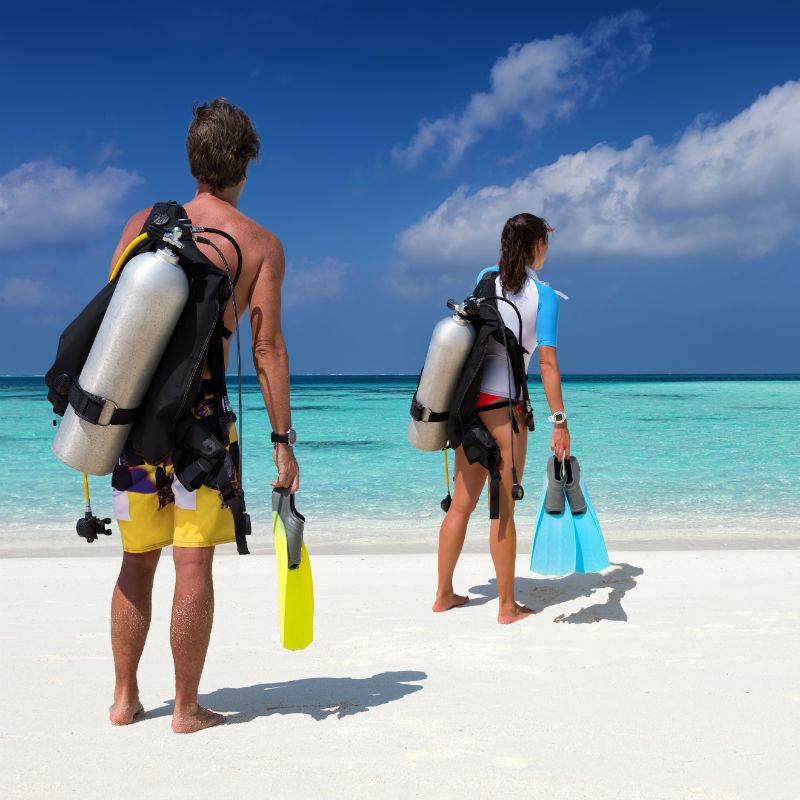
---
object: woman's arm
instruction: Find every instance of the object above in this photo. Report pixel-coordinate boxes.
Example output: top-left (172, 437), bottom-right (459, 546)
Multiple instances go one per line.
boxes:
top-left (538, 345), bottom-right (570, 461)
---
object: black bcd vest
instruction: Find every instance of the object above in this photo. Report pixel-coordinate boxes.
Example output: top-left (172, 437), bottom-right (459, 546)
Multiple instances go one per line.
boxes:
top-left (45, 201), bottom-right (251, 553)
top-left (445, 274), bottom-right (535, 519)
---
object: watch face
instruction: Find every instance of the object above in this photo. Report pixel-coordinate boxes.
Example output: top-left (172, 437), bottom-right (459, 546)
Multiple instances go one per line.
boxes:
top-left (287, 429), bottom-right (297, 445)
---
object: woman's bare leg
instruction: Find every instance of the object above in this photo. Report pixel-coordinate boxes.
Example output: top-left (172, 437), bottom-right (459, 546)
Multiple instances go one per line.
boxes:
top-left (481, 406), bottom-right (533, 624)
top-left (434, 447), bottom-right (486, 611)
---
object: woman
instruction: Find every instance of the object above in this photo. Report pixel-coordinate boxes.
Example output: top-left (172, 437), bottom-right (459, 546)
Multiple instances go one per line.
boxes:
top-left (433, 213), bottom-right (570, 624)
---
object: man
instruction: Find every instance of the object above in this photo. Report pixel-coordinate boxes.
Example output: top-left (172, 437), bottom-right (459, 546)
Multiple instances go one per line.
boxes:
top-left (106, 98), bottom-right (299, 733)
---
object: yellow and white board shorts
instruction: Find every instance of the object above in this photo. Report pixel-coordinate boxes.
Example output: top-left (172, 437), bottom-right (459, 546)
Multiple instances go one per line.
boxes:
top-left (111, 386), bottom-right (239, 553)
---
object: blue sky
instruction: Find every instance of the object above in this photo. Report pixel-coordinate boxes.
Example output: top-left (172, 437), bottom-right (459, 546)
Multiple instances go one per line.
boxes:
top-left (1, 0), bottom-right (798, 375)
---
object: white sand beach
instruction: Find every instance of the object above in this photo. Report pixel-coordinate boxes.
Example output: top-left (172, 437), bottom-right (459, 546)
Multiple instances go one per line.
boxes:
top-left (1, 549), bottom-right (798, 800)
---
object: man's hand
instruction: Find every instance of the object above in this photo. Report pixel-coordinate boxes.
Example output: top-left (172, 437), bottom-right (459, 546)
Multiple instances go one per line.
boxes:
top-left (272, 444), bottom-right (300, 493)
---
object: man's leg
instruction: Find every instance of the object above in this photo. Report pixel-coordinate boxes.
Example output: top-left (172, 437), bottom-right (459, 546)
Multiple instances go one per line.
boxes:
top-left (110, 548), bottom-right (161, 725)
top-left (170, 545), bottom-right (224, 733)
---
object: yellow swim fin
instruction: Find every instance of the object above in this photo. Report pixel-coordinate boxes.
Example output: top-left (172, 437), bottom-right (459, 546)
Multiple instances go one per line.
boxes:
top-left (272, 488), bottom-right (313, 650)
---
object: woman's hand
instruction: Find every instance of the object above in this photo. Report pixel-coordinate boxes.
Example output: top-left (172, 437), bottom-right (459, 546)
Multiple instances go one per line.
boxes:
top-left (539, 346), bottom-right (571, 461)
top-left (551, 424), bottom-right (570, 462)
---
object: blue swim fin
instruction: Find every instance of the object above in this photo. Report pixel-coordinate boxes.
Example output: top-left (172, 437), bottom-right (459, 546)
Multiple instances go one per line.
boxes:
top-left (530, 477), bottom-right (577, 576)
top-left (530, 472), bottom-right (610, 576)
top-left (272, 488), bottom-right (314, 651)
top-left (572, 477), bottom-right (609, 573)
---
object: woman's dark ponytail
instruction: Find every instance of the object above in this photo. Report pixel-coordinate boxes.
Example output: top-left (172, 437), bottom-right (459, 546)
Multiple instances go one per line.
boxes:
top-left (498, 213), bottom-right (550, 295)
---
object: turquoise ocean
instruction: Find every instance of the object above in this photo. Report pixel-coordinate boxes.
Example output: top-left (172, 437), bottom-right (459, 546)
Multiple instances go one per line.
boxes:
top-left (1, 375), bottom-right (798, 554)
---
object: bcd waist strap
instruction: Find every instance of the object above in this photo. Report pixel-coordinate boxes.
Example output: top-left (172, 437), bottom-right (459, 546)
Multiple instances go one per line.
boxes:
top-left (172, 416), bottom-right (251, 555)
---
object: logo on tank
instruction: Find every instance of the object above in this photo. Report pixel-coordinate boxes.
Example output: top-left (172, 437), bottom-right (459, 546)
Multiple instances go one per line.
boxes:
top-left (152, 213), bottom-right (170, 225)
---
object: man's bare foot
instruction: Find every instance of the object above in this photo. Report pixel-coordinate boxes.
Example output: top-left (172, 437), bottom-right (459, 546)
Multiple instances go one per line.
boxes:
top-left (172, 704), bottom-right (225, 734)
top-left (432, 592), bottom-right (469, 612)
top-left (109, 699), bottom-right (144, 726)
top-left (497, 603), bottom-right (535, 624)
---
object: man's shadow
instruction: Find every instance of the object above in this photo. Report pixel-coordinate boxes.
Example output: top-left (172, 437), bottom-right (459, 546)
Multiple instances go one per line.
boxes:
top-left (468, 562), bottom-right (644, 623)
top-left (148, 670), bottom-right (426, 724)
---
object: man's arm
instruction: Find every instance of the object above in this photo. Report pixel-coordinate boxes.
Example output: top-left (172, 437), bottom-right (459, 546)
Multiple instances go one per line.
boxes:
top-left (249, 234), bottom-right (299, 492)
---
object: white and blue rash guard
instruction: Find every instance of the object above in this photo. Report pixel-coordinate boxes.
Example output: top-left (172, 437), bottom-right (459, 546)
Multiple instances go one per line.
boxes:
top-left (476, 265), bottom-right (559, 398)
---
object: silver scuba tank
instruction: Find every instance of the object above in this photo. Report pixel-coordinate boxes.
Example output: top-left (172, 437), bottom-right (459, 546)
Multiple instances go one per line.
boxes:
top-left (407, 313), bottom-right (475, 451)
top-left (52, 246), bottom-right (189, 475)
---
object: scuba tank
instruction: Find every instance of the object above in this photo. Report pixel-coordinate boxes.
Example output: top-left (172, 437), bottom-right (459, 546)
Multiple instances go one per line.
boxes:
top-left (408, 307), bottom-right (475, 451)
top-left (52, 244), bottom-right (189, 475)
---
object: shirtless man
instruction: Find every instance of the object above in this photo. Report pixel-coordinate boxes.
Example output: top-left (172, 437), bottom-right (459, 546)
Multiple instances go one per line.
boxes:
top-left (106, 98), bottom-right (299, 733)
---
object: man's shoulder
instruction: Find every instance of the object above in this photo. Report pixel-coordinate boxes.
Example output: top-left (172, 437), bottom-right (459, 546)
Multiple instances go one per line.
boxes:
top-left (187, 200), bottom-right (281, 257)
top-left (123, 206), bottom-right (153, 235)
top-left (232, 210), bottom-right (281, 250)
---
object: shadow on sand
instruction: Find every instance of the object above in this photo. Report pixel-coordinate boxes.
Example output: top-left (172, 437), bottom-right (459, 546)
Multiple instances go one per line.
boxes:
top-left (468, 562), bottom-right (644, 624)
top-left (148, 670), bottom-right (426, 724)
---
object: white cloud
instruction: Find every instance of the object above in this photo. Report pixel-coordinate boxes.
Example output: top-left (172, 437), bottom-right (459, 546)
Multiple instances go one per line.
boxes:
top-left (282, 257), bottom-right (352, 307)
top-left (393, 11), bottom-right (651, 168)
top-left (0, 161), bottom-right (140, 253)
top-left (97, 141), bottom-right (119, 166)
top-left (395, 80), bottom-right (800, 270)
top-left (0, 277), bottom-right (53, 308)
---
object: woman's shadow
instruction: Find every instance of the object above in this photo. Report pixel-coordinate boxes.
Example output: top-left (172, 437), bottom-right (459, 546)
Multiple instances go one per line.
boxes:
top-left (148, 670), bottom-right (427, 725)
top-left (468, 562), bottom-right (644, 623)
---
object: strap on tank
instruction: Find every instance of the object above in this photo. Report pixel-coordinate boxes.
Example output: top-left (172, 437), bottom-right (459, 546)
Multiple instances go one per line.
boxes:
top-left (410, 394), bottom-right (449, 423)
top-left (68, 380), bottom-right (138, 426)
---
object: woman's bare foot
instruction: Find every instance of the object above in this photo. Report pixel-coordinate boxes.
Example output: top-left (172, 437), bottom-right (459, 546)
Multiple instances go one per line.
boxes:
top-left (172, 704), bottom-right (225, 734)
top-left (432, 592), bottom-right (469, 612)
top-left (497, 602), bottom-right (535, 624)
top-left (109, 699), bottom-right (144, 726)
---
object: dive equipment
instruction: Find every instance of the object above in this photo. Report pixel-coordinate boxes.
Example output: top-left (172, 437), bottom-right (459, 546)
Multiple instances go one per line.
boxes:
top-left (545, 455), bottom-right (566, 514)
top-left (444, 280), bottom-right (534, 519)
top-left (52, 238), bottom-right (190, 475)
top-left (531, 456), bottom-right (609, 576)
top-left (410, 273), bottom-right (534, 520)
top-left (548, 410), bottom-right (567, 424)
top-left (271, 429), bottom-right (297, 445)
top-left (563, 455), bottom-right (587, 515)
top-left (408, 309), bottom-right (476, 452)
top-left (272, 488), bottom-right (313, 650)
top-left (46, 202), bottom-right (252, 553)
top-left (440, 446), bottom-right (452, 512)
top-left (76, 472), bottom-right (112, 543)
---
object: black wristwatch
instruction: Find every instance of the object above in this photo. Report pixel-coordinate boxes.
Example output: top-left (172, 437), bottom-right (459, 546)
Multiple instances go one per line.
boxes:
top-left (270, 428), bottom-right (297, 446)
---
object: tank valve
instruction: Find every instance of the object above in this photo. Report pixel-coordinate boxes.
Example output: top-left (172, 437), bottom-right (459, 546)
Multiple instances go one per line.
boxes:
top-left (161, 226), bottom-right (185, 250)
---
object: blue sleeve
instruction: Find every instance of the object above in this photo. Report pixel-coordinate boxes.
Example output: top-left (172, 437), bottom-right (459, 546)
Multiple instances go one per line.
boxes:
top-left (536, 284), bottom-right (559, 348)
top-left (476, 265), bottom-right (499, 282)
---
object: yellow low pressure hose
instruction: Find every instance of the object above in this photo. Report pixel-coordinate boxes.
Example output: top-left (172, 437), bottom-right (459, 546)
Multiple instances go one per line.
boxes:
top-left (109, 232), bottom-right (148, 282)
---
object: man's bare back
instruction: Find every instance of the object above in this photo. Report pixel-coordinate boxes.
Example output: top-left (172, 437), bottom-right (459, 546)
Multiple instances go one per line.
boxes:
top-left (110, 190), bottom-right (283, 370)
